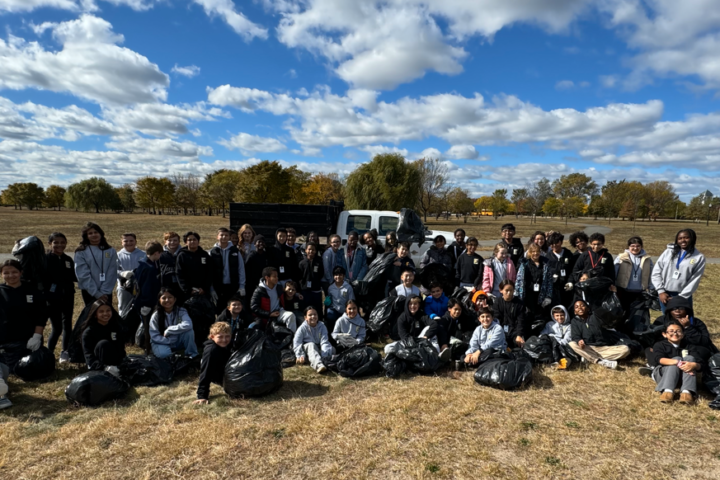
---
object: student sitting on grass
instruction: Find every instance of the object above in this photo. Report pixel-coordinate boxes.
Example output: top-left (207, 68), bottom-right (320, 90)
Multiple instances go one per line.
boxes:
top-left (657, 296), bottom-right (717, 354)
top-left (325, 266), bottom-right (355, 332)
top-left (390, 266), bottom-right (420, 298)
top-left (424, 282), bottom-right (449, 318)
top-left (424, 299), bottom-right (465, 360)
top-left (568, 299), bottom-right (630, 370)
top-left (456, 237), bottom-right (483, 290)
top-left (540, 305), bottom-right (572, 346)
top-left (493, 280), bottom-right (528, 348)
top-left (194, 322), bottom-right (232, 405)
top-left (332, 299), bottom-right (367, 349)
top-left (81, 299), bottom-right (126, 374)
top-left (385, 295), bottom-right (433, 352)
top-left (464, 307), bottom-right (507, 366)
top-left (647, 320), bottom-right (706, 405)
top-left (294, 307), bottom-right (333, 374)
top-left (250, 267), bottom-right (297, 332)
top-left (216, 295), bottom-right (250, 336)
top-left (282, 281), bottom-right (306, 326)
top-left (149, 288), bottom-right (199, 359)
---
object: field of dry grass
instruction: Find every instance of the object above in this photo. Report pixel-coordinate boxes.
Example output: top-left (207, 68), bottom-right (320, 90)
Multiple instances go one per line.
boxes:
top-left (3, 210), bottom-right (720, 479)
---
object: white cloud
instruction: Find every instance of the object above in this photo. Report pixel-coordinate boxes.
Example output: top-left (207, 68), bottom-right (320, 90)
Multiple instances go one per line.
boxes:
top-left (171, 64), bottom-right (200, 78)
top-left (219, 132), bottom-right (287, 155)
top-left (555, 80), bottom-right (575, 90)
top-left (102, 102), bottom-right (228, 136)
top-left (599, 75), bottom-right (618, 88)
top-left (0, 0), bottom-right (160, 13)
top-left (192, 0), bottom-right (268, 41)
top-left (0, 15), bottom-right (168, 105)
top-left (106, 137), bottom-right (214, 158)
top-left (445, 144), bottom-right (479, 160)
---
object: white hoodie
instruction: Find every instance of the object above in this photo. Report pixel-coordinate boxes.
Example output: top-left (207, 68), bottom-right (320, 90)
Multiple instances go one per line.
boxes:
top-left (540, 305), bottom-right (572, 345)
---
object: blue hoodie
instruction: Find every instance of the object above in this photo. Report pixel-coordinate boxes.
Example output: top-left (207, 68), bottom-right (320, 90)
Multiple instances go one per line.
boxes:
top-left (424, 293), bottom-right (449, 319)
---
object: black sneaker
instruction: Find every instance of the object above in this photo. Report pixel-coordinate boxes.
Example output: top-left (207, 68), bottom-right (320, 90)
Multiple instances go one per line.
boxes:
top-left (638, 366), bottom-right (653, 377)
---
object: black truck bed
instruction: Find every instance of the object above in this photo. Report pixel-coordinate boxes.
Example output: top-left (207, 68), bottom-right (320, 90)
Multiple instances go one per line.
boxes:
top-left (229, 201), bottom-right (344, 239)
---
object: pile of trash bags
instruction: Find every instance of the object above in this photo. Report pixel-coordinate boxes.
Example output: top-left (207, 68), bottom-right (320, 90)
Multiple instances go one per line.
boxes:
top-left (323, 344), bottom-right (382, 378)
top-left (473, 350), bottom-right (533, 390)
top-left (267, 321), bottom-right (296, 368)
top-left (521, 335), bottom-right (580, 365)
top-left (14, 347), bottom-right (56, 381)
top-left (396, 208), bottom-right (426, 246)
top-left (118, 355), bottom-right (174, 387)
top-left (384, 338), bottom-right (440, 378)
top-left (65, 371), bottom-right (129, 407)
top-left (224, 330), bottom-right (283, 398)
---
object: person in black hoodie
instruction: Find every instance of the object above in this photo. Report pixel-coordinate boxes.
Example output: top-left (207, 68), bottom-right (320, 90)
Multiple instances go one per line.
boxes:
top-left (384, 294), bottom-right (433, 353)
top-left (245, 236), bottom-right (270, 288)
top-left (492, 280), bottom-right (528, 348)
top-left (194, 321), bottom-right (232, 405)
top-left (447, 228), bottom-right (466, 270)
top-left (216, 295), bottom-right (251, 336)
top-left (387, 242), bottom-right (415, 290)
top-left (572, 233), bottom-right (616, 284)
top-left (80, 299), bottom-right (126, 373)
top-left (646, 320), bottom-right (708, 405)
top-left (175, 231), bottom-right (213, 304)
top-left (455, 237), bottom-right (483, 289)
top-left (656, 296), bottom-right (717, 354)
top-left (568, 299), bottom-right (630, 369)
top-left (159, 231), bottom-right (181, 291)
top-left (299, 243), bottom-right (324, 322)
top-left (44, 232), bottom-right (77, 363)
top-left (500, 223), bottom-right (524, 269)
top-left (0, 260), bottom-right (47, 371)
top-left (269, 228), bottom-right (299, 286)
top-left (546, 232), bottom-right (576, 309)
top-left (569, 232), bottom-right (589, 260)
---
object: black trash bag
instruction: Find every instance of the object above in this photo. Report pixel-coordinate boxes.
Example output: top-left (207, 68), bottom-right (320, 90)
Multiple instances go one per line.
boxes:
top-left (335, 345), bottom-right (382, 378)
top-left (367, 296), bottom-right (403, 332)
top-left (135, 321), bottom-right (147, 349)
top-left (576, 276), bottom-right (615, 309)
top-left (395, 338), bottom-right (440, 374)
top-left (603, 329), bottom-right (643, 355)
top-left (704, 354), bottom-right (720, 396)
top-left (183, 295), bottom-right (216, 349)
top-left (550, 338), bottom-right (580, 364)
top-left (65, 370), bottom-right (129, 407)
top-left (417, 263), bottom-right (452, 291)
top-left (473, 351), bottom-right (533, 390)
top-left (522, 335), bottom-right (554, 363)
top-left (363, 252), bottom-right (398, 287)
top-left (351, 280), bottom-right (370, 298)
top-left (14, 346), bottom-right (55, 381)
top-left (594, 292), bottom-right (624, 328)
top-left (168, 353), bottom-right (199, 376)
top-left (0, 342), bottom-right (29, 372)
top-left (224, 330), bottom-right (283, 398)
top-left (121, 309), bottom-right (142, 343)
top-left (12, 236), bottom-right (47, 291)
top-left (118, 355), bottom-right (173, 387)
top-left (382, 352), bottom-right (406, 378)
top-left (335, 335), bottom-right (360, 350)
top-left (396, 208), bottom-right (426, 246)
top-left (280, 349), bottom-right (296, 369)
top-left (267, 321), bottom-right (294, 351)
top-left (450, 340), bottom-right (469, 361)
top-left (709, 395), bottom-right (720, 411)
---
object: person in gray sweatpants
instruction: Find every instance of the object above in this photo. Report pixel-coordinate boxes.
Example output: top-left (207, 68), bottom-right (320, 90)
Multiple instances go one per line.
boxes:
top-left (0, 362), bottom-right (11, 409)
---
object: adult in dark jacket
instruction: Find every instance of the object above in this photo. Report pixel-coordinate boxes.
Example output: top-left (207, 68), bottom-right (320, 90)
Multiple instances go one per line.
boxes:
top-left (245, 236), bottom-right (270, 289)
top-left (268, 228), bottom-right (300, 285)
top-left (545, 232), bottom-right (576, 309)
top-left (515, 245), bottom-right (553, 334)
top-left (175, 232), bottom-right (213, 303)
top-left (657, 296), bottom-right (718, 354)
top-left (0, 260), bottom-right (47, 371)
top-left (44, 232), bottom-right (77, 361)
top-left (210, 228), bottom-right (247, 314)
top-left (569, 299), bottom-right (630, 369)
top-left (159, 231), bottom-right (181, 291)
top-left (500, 223), bottom-right (524, 269)
top-left (492, 279), bottom-right (528, 347)
top-left (572, 233), bottom-right (616, 284)
top-left (420, 235), bottom-right (454, 271)
top-left (80, 300), bottom-right (126, 372)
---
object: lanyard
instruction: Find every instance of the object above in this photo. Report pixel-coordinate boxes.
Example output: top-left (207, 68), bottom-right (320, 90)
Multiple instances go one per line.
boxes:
top-left (588, 251), bottom-right (601, 269)
top-left (676, 250), bottom-right (688, 270)
top-left (90, 246), bottom-right (105, 273)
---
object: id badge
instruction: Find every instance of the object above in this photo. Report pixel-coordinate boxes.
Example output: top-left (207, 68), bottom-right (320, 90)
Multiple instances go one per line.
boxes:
top-left (65, 261), bottom-right (71, 269)
top-left (504, 324), bottom-right (509, 333)
top-left (99, 273), bottom-right (106, 282)
top-left (49, 284), bottom-right (57, 293)
top-left (341, 289), bottom-right (348, 297)
top-left (633, 273), bottom-right (639, 281)
top-left (560, 269), bottom-right (566, 277)
top-left (673, 270), bottom-right (681, 279)
top-left (533, 284), bottom-right (540, 292)
top-left (682, 349), bottom-right (689, 358)
top-left (307, 281), bottom-right (312, 289)
top-left (279, 266), bottom-right (285, 274)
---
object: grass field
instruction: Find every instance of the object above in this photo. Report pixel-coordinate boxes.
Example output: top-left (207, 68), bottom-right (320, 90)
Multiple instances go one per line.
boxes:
top-left (2, 210), bottom-right (720, 479)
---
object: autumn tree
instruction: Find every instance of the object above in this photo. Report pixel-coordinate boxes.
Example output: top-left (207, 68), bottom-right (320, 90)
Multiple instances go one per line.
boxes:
top-left (135, 176), bottom-right (175, 214)
top-left (552, 173), bottom-right (598, 202)
top-left (2, 183), bottom-right (45, 210)
top-left (44, 185), bottom-right (66, 210)
top-left (644, 181), bottom-right (678, 221)
top-left (172, 173), bottom-right (202, 215)
top-left (511, 188), bottom-right (529, 217)
top-left (301, 173), bottom-right (344, 204)
top-left (490, 189), bottom-right (510, 219)
top-left (525, 178), bottom-right (553, 222)
top-left (116, 185), bottom-right (136, 212)
top-left (236, 161), bottom-right (302, 204)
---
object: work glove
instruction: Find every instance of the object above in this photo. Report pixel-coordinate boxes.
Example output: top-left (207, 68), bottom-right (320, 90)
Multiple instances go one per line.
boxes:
top-left (119, 270), bottom-right (134, 280)
top-left (239, 288), bottom-right (246, 297)
top-left (541, 297), bottom-right (552, 308)
top-left (26, 333), bottom-right (43, 352)
top-left (564, 282), bottom-right (573, 291)
top-left (140, 306), bottom-right (152, 316)
top-left (105, 366), bottom-right (120, 378)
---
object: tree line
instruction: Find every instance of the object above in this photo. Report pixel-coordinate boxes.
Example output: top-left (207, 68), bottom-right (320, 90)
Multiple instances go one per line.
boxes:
top-left (1, 156), bottom-right (718, 222)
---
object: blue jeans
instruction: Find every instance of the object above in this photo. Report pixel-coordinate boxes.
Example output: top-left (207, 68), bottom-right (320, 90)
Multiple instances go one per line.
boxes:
top-left (660, 292), bottom-right (693, 314)
top-left (152, 330), bottom-right (198, 359)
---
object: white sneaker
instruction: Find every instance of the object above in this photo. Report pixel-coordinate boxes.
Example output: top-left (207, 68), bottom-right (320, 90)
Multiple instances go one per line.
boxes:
top-left (599, 359), bottom-right (618, 370)
top-left (59, 351), bottom-right (70, 364)
top-left (316, 365), bottom-right (327, 373)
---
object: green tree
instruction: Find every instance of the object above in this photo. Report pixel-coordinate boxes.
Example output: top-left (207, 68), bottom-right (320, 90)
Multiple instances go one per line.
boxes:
top-left (474, 196), bottom-right (492, 213)
top-left (490, 189), bottom-right (510, 219)
top-left (644, 181), bottom-right (678, 221)
top-left (116, 185), bottom-right (136, 212)
top-left (44, 185), bottom-right (66, 210)
top-left (2, 183), bottom-right (45, 210)
top-left (415, 157), bottom-right (448, 221)
top-left (0, 184), bottom-right (22, 209)
top-left (135, 177), bottom-right (175, 214)
top-left (447, 187), bottom-right (475, 221)
top-left (686, 192), bottom-right (719, 222)
top-left (65, 177), bottom-right (120, 213)
top-left (236, 160), bottom-right (303, 204)
top-left (344, 154), bottom-right (421, 210)
top-left (552, 173), bottom-right (598, 202)
top-left (202, 169), bottom-right (242, 217)
top-left (526, 178), bottom-right (553, 222)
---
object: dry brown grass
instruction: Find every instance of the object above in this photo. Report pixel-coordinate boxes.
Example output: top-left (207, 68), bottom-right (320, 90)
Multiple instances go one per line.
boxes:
top-left (2, 211), bottom-right (720, 479)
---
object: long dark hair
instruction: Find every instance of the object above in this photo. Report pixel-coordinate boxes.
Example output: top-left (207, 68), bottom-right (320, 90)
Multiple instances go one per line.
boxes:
top-left (155, 287), bottom-right (179, 336)
top-left (672, 229), bottom-right (697, 258)
top-left (80, 299), bottom-right (115, 333)
top-left (76, 222), bottom-right (111, 252)
top-left (527, 231), bottom-right (548, 252)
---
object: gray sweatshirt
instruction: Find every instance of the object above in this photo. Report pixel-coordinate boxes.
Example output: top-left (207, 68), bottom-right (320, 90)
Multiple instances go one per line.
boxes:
top-left (293, 321), bottom-right (333, 358)
top-left (466, 321), bottom-right (507, 355)
top-left (540, 305), bottom-right (572, 345)
top-left (117, 247), bottom-right (145, 283)
top-left (74, 246), bottom-right (118, 298)
top-left (651, 246), bottom-right (706, 298)
top-left (328, 281), bottom-right (355, 312)
top-left (332, 313), bottom-right (366, 344)
top-left (149, 307), bottom-right (193, 345)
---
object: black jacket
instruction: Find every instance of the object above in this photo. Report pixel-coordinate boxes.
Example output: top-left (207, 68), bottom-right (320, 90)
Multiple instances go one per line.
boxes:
top-left (81, 320), bottom-right (126, 370)
top-left (0, 284), bottom-right (47, 345)
top-left (388, 257), bottom-right (415, 288)
top-left (447, 241), bottom-right (465, 269)
top-left (209, 244), bottom-right (243, 290)
top-left (216, 308), bottom-right (252, 335)
top-left (133, 256), bottom-right (161, 311)
top-left (659, 296), bottom-right (718, 354)
top-left (245, 250), bottom-right (270, 289)
top-left (425, 311), bottom-right (461, 347)
top-left (44, 252), bottom-right (76, 300)
top-left (250, 282), bottom-right (285, 321)
top-left (546, 247), bottom-right (576, 287)
top-left (299, 256), bottom-right (324, 291)
top-left (646, 339), bottom-right (710, 367)
top-left (570, 314), bottom-right (615, 346)
top-left (363, 243), bottom-right (385, 265)
top-left (455, 252), bottom-right (484, 285)
top-left (269, 240), bottom-right (299, 282)
top-left (158, 249), bottom-right (180, 290)
top-left (500, 238), bottom-right (524, 269)
top-left (176, 247), bottom-right (213, 297)
top-left (283, 293), bottom-right (306, 320)
top-left (197, 339), bottom-right (231, 400)
top-left (395, 294), bottom-right (431, 341)
top-left (572, 249), bottom-right (616, 283)
top-left (493, 296), bottom-right (528, 341)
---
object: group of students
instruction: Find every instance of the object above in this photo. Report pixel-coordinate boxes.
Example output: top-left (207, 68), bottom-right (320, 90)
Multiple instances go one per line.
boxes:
top-left (0, 220), bottom-right (711, 409)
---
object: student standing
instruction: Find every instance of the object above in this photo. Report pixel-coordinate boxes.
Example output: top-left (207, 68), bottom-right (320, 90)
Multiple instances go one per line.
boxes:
top-left (651, 229), bottom-right (705, 313)
top-left (80, 299), bottom-right (126, 373)
top-left (175, 232), bottom-right (213, 304)
top-left (285, 228), bottom-right (304, 266)
top-left (117, 233), bottom-right (145, 318)
top-left (546, 232), bottom-right (576, 309)
top-left (420, 235), bottom-right (454, 271)
top-left (245, 236), bottom-right (270, 288)
top-left (526, 231), bottom-right (548, 258)
top-left (569, 231), bottom-right (589, 261)
top-left (499, 224), bottom-right (524, 269)
top-left (516, 244), bottom-right (553, 333)
top-left (133, 241), bottom-right (164, 352)
top-left (44, 232), bottom-right (77, 363)
top-left (614, 236), bottom-right (654, 315)
top-left (455, 237), bottom-right (484, 290)
top-left (344, 231), bottom-right (368, 282)
top-left (572, 233), bottom-right (616, 283)
top-left (298, 243), bottom-right (324, 322)
top-left (388, 242), bottom-right (415, 290)
top-left (322, 235), bottom-right (347, 292)
top-left (238, 224), bottom-right (257, 258)
top-left (269, 228), bottom-right (299, 286)
top-left (326, 266), bottom-right (355, 332)
top-left (361, 231), bottom-right (384, 265)
top-left (210, 227), bottom-right (247, 315)
top-left (74, 222), bottom-right (118, 306)
top-left (481, 243), bottom-right (517, 298)
top-left (447, 229), bottom-right (466, 269)
top-left (159, 231), bottom-right (181, 291)
top-left (302, 231), bottom-right (324, 259)
top-left (390, 267), bottom-right (421, 298)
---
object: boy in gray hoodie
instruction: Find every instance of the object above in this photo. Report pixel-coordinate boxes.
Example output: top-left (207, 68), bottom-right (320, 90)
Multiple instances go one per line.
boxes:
top-left (117, 233), bottom-right (145, 318)
top-left (540, 305), bottom-right (572, 346)
top-left (294, 306), bottom-right (333, 373)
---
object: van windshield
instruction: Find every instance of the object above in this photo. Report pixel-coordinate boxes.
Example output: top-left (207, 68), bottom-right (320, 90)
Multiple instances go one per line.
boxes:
top-left (345, 215), bottom-right (371, 235)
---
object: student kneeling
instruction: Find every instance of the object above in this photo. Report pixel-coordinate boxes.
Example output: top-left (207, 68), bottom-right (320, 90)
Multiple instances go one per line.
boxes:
top-left (81, 299), bottom-right (126, 375)
top-left (149, 288), bottom-right (199, 359)
top-left (194, 322), bottom-right (232, 405)
top-left (465, 307), bottom-right (507, 365)
top-left (294, 307), bottom-right (333, 373)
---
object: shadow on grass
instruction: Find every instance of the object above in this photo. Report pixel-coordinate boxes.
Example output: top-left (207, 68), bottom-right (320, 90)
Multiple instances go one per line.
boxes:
top-left (268, 380), bottom-right (331, 401)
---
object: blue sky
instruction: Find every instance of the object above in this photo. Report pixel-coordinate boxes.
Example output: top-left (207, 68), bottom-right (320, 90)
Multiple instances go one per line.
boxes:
top-left (1, 0), bottom-right (720, 201)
